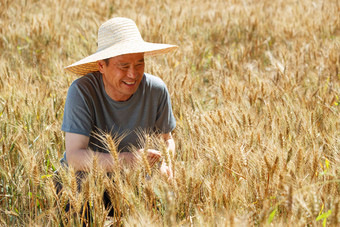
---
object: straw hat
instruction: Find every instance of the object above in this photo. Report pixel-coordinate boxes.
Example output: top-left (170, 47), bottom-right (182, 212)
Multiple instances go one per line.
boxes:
top-left (65, 17), bottom-right (178, 75)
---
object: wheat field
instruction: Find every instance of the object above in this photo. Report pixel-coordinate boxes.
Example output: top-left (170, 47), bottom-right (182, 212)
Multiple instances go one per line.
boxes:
top-left (0, 0), bottom-right (339, 226)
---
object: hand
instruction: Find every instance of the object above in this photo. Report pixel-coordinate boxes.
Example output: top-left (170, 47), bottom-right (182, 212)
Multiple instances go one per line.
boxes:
top-left (137, 149), bottom-right (162, 167)
top-left (159, 161), bottom-right (173, 179)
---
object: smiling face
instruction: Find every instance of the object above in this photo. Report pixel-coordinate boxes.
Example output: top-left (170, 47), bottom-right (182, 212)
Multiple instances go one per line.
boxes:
top-left (98, 53), bottom-right (145, 102)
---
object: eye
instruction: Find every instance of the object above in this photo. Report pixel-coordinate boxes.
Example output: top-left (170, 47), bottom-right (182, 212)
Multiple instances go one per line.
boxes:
top-left (118, 65), bottom-right (129, 71)
top-left (135, 63), bottom-right (144, 68)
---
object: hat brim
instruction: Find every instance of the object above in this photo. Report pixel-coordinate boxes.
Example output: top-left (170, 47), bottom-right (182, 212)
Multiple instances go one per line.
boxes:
top-left (65, 41), bottom-right (178, 75)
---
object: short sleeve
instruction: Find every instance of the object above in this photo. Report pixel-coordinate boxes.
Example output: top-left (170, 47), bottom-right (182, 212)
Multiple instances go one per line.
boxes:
top-left (154, 84), bottom-right (176, 133)
top-left (61, 82), bottom-right (93, 137)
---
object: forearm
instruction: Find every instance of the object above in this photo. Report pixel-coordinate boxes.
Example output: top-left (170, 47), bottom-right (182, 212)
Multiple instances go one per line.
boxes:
top-left (118, 152), bottom-right (137, 167)
top-left (165, 138), bottom-right (175, 158)
top-left (159, 138), bottom-right (175, 179)
top-left (66, 148), bottom-right (112, 172)
top-left (66, 149), bottom-right (135, 172)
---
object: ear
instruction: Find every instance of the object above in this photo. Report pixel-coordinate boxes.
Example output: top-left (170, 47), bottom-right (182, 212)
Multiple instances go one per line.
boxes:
top-left (97, 60), bottom-right (105, 73)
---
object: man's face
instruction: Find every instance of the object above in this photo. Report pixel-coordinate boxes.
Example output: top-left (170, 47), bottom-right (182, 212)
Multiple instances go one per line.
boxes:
top-left (98, 53), bottom-right (145, 101)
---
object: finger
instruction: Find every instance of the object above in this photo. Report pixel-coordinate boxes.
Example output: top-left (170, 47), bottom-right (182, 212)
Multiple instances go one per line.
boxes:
top-left (147, 149), bottom-right (161, 155)
top-left (147, 155), bottom-right (155, 166)
top-left (147, 153), bottom-right (161, 162)
top-left (154, 156), bottom-right (162, 166)
top-left (150, 156), bottom-right (160, 166)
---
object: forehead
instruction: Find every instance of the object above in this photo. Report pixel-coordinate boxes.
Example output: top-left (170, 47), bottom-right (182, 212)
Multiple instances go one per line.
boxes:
top-left (110, 53), bottom-right (144, 63)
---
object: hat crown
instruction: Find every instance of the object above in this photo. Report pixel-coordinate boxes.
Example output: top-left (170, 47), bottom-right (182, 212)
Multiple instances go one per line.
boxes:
top-left (97, 17), bottom-right (143, 52)
top-left (65, 17), bottom-right (177, 75)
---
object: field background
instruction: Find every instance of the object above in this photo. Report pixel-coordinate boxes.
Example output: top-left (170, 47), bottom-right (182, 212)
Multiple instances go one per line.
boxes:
top-left (0, 0), bottom-right (339, 226)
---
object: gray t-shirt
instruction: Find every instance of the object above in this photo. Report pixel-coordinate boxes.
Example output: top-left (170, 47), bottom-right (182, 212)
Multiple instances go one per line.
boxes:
top-left (61, 72), bottom-right (176, 162)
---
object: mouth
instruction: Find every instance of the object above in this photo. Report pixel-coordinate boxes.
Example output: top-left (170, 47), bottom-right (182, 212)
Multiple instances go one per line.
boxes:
top-left (123, 81), bottom-right (136, 85)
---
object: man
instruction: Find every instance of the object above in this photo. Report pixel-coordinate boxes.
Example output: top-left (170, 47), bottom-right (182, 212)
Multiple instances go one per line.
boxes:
top-left (61, 17), bottom-right (177, 177)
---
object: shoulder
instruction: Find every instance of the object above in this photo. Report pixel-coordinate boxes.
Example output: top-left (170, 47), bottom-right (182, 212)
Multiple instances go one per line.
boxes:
top-left (70, 72), bottom-right (101, 89)
top-left (68, 72), bottom-right (102, 95)
top-left (143, 73), bottom-right (167, 90)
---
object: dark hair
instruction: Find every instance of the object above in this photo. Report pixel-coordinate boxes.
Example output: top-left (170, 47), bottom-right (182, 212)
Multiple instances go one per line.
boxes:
top-left (103, 58), bottom-right (110, 66)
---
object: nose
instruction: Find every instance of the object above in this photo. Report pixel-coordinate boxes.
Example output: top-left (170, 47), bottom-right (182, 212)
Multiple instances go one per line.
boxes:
top-left (127, 66), bottom-right (138, 79)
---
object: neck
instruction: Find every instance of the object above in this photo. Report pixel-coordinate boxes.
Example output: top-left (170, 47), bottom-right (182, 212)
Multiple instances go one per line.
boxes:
top-left (102, 74), bottom-right (132, 102)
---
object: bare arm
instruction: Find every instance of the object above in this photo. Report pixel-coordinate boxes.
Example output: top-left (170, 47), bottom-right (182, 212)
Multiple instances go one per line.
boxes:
top-left (159, 132), bottom-right (175, 178)
top-left (65, 132), bottom-right (175, 173)
top-left (161, 132), bottom-right (175, 158)
top-left (65, 132), bottom-right (136, 172)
